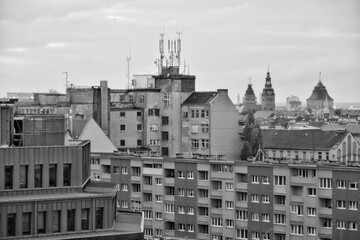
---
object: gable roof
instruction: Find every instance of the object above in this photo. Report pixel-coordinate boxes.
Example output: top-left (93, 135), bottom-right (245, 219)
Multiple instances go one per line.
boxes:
top-left (254, 110), bottom-right (275, 119)
top-left (78, 118), bottom-right (117, 153)
top-left (262, 129), bottom-right (348, 150)
top-left (182, 92), bottom-right (218, 105)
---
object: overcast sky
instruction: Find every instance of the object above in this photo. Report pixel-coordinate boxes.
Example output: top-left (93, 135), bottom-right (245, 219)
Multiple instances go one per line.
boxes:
top-left (1, 0), bottom-right (359, 105)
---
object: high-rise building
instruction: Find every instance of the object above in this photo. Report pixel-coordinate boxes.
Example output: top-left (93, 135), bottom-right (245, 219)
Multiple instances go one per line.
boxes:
top-left (261, 71), bottom-right (276, 111)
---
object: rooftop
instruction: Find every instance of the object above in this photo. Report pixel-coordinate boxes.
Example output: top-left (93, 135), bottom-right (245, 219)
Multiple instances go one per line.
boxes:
top-left (307, 80), bottom-right (333, 101)
top-left (182, 91), bottom-right (218, 105)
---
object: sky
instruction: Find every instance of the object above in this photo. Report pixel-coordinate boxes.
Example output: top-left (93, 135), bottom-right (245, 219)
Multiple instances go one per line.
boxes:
top-left (0, 0), bottom-right (360, 105)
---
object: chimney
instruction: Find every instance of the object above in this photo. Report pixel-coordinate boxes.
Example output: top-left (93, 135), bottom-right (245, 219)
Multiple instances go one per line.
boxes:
top-left (0, 104), bottom-right (14, 146)
top-left (217, 89), bottom-right (228, 96)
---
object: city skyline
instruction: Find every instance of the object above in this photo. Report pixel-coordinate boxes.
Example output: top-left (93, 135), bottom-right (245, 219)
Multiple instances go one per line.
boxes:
top-left (1, 0), bottom-right (360, 104)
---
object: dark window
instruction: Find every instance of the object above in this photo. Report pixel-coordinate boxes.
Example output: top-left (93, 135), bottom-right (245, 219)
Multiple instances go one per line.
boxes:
top-left (5, 166), bottom-right (13, 189)
top-left (155, 109), bottom-right (160, 116)
top-left (34, 164), bottom-right (43, 188)
top-left (162, 116), bottom-right (169, 125)
top-left (67, 209), bottom-right (75, 231)
top-left (137, 124), bottom-right (142, 131)
top-left (19, 165), bottom-right (28, 188)
top-left (148, 108), bottom-right (160, 116)
top-left (120, 124), bottom-right (126, 131)
top-left (81, 209), bottom-right (89, 230)
top-left (95, 208), bottom-right (103, 229)
top-left (63, 164), bottom-right (71, 186)
top-left (49, 164), bottom-right (57, 187)
top-left (120, 111), bottom-right (125, 117)
top-left (52, 210), bottom-right (60, 233)
top-left (7, 213), bottom-right (16, 236)
top-left (162, 147), bottom-right (169, 156)
top-left (137, 111), bottom-right (142, 116)
top-left (37, 211), bottom-right (46, 234)
top-left (22, 212), bottom-right (31, 235)
top-left (120, 140), bottom-right (125, 146)
top-left (137, 139), bottom-right (143, 146)
top-left (162, 131), bottom-right (169, 140)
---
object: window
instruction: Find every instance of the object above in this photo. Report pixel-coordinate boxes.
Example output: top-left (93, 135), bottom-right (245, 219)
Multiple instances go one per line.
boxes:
top-left (187, 224), bottom-right (194, 232)
top-left (201, 139), bottom-right (209, 148)
top-left (336, 220), bottom-right (346, 229)
top-left (236, 210), bottom-right (248, 221)
top-left (162, 131), bottom-right (169, 140)
top-left (67, 209), bottom-right (75, 231)
top-left (137, 111), bottom-right (142, 116)
top-left (155, 195), bottom-right (162, 202)
top-left (237, 229), bottom-right (248, 239)
top-left (144, 210), bottom-right (153, 219)
top-left (102, 165), bottom-right (111, 174)
top-left (120, 124), bottom-right (126, 131)
top-left (225, 182), bottom-right (233, 191)
top-left (178, 188), bottom-right (185, 196)
top-left (187, 206), bottom-right (194, 215)
top-left (251, 175), bottom-right (259, 183)
top-left (201, 109), bottom-right (209, 118)
top-left (337, 200), bottom-right (346, 209)
top-left (191, 139), bottom-right (199, 148)
top-left (251, 194), bottom-right (259, 203)
top-left (198, 207), bottom-right (209, 216)
top-left (155, 177), bottom-right (162, 185)
top-left (274, 175), bottom-right (286, 185)
top-left (226, 219), bottom-right (234, 228)
top-left (322, 218), bottom-right (332, 228)
top-left (225, 201), bottom-right (234, 209)
top-left (120, 111), bottom-right (125, 117)
top-left (262, 213), bottom-right (270, 222)
top-left (155, 228), bottom-right (163, 236)
top-left (144, 176), bottom-right (152, 185)
top-left (251, 231), bottom-right (260, 240)
top-left (307, 207), bottom-right (316, 216)
top-left (148, 108), bottom-right (160, 116)
top-left (149, 139), bottom-right (160, 146)
top-left (307, 227), bottom-right (316, 235)
top-left (163, 93), bottom-right (170, 107)
top-left (49, 164), bottom-right (57, 187)
top-left (319, 178), bottom-right (332, 189)
top-left (81, 209), bottom-right (89, 230)
top-left (165, 204), bottom-right (175, 213)
top-left (137, 124), bottom-right (142, 131)
top-left (337, 179), bottom-right (346, 189)
top-left (212, 180), bottom-right (222, 190)
top-left (162, 147), bottom-right (169, 156)
top-left (19, 165), bottom-right (28, 188)
top-left (238, 192), bottom-right (248, 202)
top-left (308, 188), bottom-right (316, 196)
top-left (22, 212), bottom-right (31, 235)
top-left (198, 189), bottom-right (209, 199)
top-left (155, 212), bottom-right (162, 220)
top-left (95, 208), bottom-right (103, 229)
top-left (251, 213), bottom-right (260, 221)
top-left (178, 223), bottom-right (186, 231)
top-left (7, 213), bottom-right (16, 236)
top-left (262, 176), bottom-right (270, 184)
top-left (290, 204), bottom-right (303, 215)
top-left (120, 139), bottom-right (125, 146)
top-left (199, 171), bottom-right (208, 180)
top-left (63, 164), bottom-right (71, 186)
top-left (128, 95), bottom-right (134, 102)
top-left (274, 195), bottom-right (286, 205)
top-left (121, 167), bottom-right (128, 174)
top-left (34, 164), bottom-right (43, 188)
top-left (201, 124), bottom-right (209, 133)
top-left (187, 171), bottom-right (194, 179)
top-left (178, 171), bottom-right (185, 179)
top-left (113, 166), bottom-right (120, 173)
top-left (132, 167), bottom-right (141, 176)
top-left (290, 224), bottom-right (304, 235)
top-left (162, 116), bottom-right (169, 125)
top-left (274, 214), bottom-right (286, 224)
top-left (349, 181), bottom-right (358, 189)
top-left (187, 189), bottom-right (195, 197)
top-left (348, 221), bottom-right (358, 231)
top-left (178, 205), bottom-right (185, 214)
top-left (52, 210), bottom-right (61, 233)
top-left (139, 95), bottom-right (144, 103)
top-left (183, 111), bottom-right (188, 118)
top-left (150, 124), bottom-right (158, 131)
top-left (349, 201), bottom-right (358, 210)
top-left (262, 195), bottom-right (270, 203)
top-left (211, 217), bottom-right (223, 227)
top-left (121, 184), bottom-right (128, 191)
top-left (144, 228), bottom-right (153, 236)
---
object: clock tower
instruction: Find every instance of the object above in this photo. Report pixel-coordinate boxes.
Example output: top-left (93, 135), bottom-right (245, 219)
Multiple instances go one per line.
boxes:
top-left (261, 70), bottom-right (275, 111)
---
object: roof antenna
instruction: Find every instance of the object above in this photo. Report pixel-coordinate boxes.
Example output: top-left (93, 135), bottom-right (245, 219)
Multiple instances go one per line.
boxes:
top-left (319, 72), bottom-right (322, 82)
top-left (268, 65), bottom-right (270, 72)
top-left (63, 72), bottom-right (69, 88)
top-left (248, 76), bottom-right (252, 85)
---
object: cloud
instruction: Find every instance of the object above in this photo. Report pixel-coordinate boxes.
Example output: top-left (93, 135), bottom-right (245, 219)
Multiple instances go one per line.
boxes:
top-left (45, 42), bottom-right (69, 49)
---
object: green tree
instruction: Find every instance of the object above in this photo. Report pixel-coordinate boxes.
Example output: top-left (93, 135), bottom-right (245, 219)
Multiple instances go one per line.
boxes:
top-left (240, 141), bottom-right (252, 160)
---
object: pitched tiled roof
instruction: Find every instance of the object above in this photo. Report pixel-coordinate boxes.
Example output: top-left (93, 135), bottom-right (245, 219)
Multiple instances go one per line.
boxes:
top-left (182, 92), bottom-right (218, 105)
top-left (307, 81), bottom-right (333, 101)
top-left (321, 124), bottom-right (360, 135)
top-left (262, 129), bottom-right (347, 150)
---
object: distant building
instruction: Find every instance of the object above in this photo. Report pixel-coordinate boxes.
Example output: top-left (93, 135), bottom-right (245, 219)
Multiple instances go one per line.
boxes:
top-left (286, 95), bottom-right (302, 111)
top-left (261, 71), bottom-right (275, 111)
top-left (242, 83), bottom-right (260, 112)
top-left (306, 80), bottom-right (334, 110)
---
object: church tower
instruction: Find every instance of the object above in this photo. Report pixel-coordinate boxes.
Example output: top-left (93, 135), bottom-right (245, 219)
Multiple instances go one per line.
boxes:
top-left (261, 70), bottom-right (275, 111)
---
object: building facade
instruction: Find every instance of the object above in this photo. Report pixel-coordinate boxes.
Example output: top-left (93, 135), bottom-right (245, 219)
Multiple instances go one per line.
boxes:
top-left (306, 80), bottom-right (334, 110)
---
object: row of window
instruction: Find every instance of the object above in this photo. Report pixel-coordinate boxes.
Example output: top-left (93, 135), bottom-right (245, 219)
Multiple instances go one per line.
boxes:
top-left (191, 139), bottom-right (209, 148)
top-left (3, 208), bottom-right (103, 237)
top-left (4, 164), bottom-right (71, 190)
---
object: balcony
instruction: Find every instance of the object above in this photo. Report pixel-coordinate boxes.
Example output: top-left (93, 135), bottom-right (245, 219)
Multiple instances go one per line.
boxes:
top-left (318, 227), bottom-right (332, 236)
top-left (210, 208), bottom-right (222, 215)
top-left (318, 188), bottom-right (332, 198)
top-left (131, 176), bottom-right (141, 182)
top-left (143, 184), bottom-right (153, 192)
top-left (164, 177), bottom-right (175, 185)
top-left (198, 180), bottom-right (209, 188)
top-left (164, 229), bottom-right (175, 237)
top-left (211, 171), bottom-right (233, 179)
top-left (164, 195), bottom-right (175, 202)
top-left (198, 233), bottom-right (210, 240)
top-left (274, 204), bottom-right (286, 212)
top-left (198, 198), bottom-right (209, 205)
top-left (235, 201), bottom-right (248, 208)
top-left (197, 215), bottom-right (209, 223)
top-left (131, 192), bottom-right (141, 199)
top-left (318, 207), bottom-right (332, 216)
top-left (143, 167), bottom-right (162, 175)
top-left (210, 190), bottom-right (223, 197)
top-left (274, 185), bottom-right (286, 194)
top-left (273, 224), bottom-right (286, 233)
top-left (235, 182), bottom-right (247, 190)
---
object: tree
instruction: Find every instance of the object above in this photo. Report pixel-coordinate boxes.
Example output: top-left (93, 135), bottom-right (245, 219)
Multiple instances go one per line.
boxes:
top-left (240, 141), bottom-right (252, 160)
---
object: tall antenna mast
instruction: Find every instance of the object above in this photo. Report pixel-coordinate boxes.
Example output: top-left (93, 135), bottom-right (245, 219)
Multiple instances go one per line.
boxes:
top-left (176, 31), bottom-right (182, 67)
top-left (126, 46), bottom-right (131, 89)
top-left (63, 72), bottom-right (69, 88)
